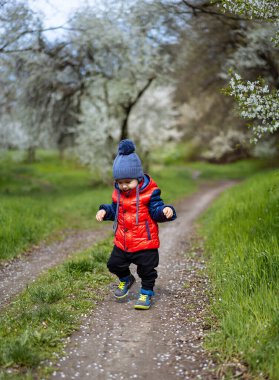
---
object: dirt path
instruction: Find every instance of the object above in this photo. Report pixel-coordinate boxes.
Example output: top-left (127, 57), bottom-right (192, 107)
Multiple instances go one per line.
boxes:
top-left (50, 181), bottom-right (235, 380)
top-left (0, 227), bottom-right (110, 309)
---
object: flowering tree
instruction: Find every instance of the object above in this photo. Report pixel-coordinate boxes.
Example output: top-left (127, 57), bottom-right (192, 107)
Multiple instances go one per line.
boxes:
top-left (74, 82), bottom-right (120, 182)
top-left (129, 85), bottom-right (181, 157)
top-left (0, 1), bottom-right (84, 160)
top-left (0, 0), bottom-right (42, 155)
top-left (71, 3), bottom-right (178, 177)
top-left (218, 0), bottom-right (279, 141)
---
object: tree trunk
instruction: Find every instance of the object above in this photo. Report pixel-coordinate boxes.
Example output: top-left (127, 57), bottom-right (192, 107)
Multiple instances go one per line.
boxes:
top-left (120, 107), bottom-right (131, 141)
top-left (26, 146), bottom-right (36, 163)
top-left (120, 76), bottom-right (155, 140)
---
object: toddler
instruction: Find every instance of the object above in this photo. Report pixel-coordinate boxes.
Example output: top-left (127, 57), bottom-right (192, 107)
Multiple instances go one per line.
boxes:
top-left (96, 140), bottom-right (176, 310)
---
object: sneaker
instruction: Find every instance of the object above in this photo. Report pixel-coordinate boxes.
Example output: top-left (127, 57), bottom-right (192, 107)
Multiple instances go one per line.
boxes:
top-left (114, 274), bottom-right (135, 299)
top-left (134, 289), bottom-right (154, 310)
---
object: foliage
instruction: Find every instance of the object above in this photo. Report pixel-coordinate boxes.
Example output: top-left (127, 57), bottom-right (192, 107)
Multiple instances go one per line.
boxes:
top-left (159, 0), bottom-right (279, 152)
top-left (1, 0), bottom-right (278, 165)
top-left (0, 31), bottom-right (83, 154)
top-left (74, 87), bottom-right (118, 182)
top-left (252, 137), bottom-right (278, 158)
top-left (0, 0), bottom-right (180, 173)
top-left (218, 0), bottom-right (279, 21)
top-left (224, 73), bottom-right (279, 142)
top-left (70, 4), bottom-right (179, 173)
top-left (186, 158), bottom-right (276, 180)
top-left (168, 10), bottom-right (253, 154)
top-left (129, 85), bottom-right (181, 155)
top-left (0, 1), bottom-right (44, 152)
top-left (75, 83), bottom-right (179, 178)
top-left (201, 129), bottom-right (250, 162)
top-left (1, 1), bottom-right (185, 162)
top-left (0, 0), bottom-right (41, 53)
top-left (217, 0), bottom-right (279, 141)
top-left (201, 169), bottom-right (279, 378)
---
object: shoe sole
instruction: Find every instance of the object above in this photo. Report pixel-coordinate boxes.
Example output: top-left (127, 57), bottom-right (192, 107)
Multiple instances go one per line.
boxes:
top-left (114, 290), bottom-right (130, 299)
top-left (134, 304), bottom-right (150, 310)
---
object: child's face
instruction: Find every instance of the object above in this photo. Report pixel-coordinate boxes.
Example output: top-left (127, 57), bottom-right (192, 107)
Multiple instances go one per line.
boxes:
top-left (116, 178), bottom-right (138, 192)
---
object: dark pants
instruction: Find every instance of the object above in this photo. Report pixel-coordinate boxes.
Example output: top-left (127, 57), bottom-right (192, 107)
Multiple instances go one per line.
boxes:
top-left (107, 245), bottom-right (159, 291)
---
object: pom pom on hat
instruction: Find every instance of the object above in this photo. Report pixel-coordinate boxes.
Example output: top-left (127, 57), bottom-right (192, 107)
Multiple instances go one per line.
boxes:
top-left (118, 139), bottom-right (135, 155)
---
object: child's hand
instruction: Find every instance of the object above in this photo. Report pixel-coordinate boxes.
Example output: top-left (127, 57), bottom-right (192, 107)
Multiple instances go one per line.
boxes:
top-left (163, 207), bottom-right (173, 219)
top-left (96, 209), bottom-right (106, 222)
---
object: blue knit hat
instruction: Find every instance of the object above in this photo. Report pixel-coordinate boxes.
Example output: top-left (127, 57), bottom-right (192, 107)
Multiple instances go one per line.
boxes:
top-left (113, 140), bottom-right (144, 180)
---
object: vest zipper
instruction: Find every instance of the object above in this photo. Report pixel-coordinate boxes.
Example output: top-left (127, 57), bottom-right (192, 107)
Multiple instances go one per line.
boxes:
top-left (122, 200), bottom-right (127, 250)
top-left (145, 220), bottom-right (151, 240)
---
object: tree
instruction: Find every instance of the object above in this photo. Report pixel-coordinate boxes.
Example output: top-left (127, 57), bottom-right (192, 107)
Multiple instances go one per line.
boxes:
top-left (0, 40), bottom-right (87, 160)
top-left (0, 0), bottom-right (42, 53)
top-left (0, 1), bottom-right (88, 160)
top-left (0, 1), bottom-right (43, 157)
top-left (150, 0), bottom-right (279, 153)
top-left (129, 85), bottom-right (181, 166)
top-left (167, 11), bottom-right (251, 155)
top-left (0, 0), bottom-right (179, 169)
top-left (71, 3), bottom-right (179, 176)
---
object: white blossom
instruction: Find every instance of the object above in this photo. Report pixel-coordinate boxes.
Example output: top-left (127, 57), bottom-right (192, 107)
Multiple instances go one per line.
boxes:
top-left (226, 73), bottom-right (279, 141)
top-left (218, 0), bottom-right (279, 141)
top-left (218, 0), bottom-right (279, 21)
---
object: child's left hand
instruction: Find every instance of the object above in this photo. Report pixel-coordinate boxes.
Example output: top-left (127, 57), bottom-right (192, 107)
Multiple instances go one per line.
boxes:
top-left (163, 207), bottom-right (174, 219)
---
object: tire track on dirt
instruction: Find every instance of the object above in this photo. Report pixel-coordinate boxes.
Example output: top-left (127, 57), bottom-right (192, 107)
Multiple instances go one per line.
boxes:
top-left (50, 181), bottom-right (235, 380)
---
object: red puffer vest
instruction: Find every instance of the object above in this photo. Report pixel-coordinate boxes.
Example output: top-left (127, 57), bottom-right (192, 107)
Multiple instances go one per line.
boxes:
top-left (112, 177), bottom-right (160, 252)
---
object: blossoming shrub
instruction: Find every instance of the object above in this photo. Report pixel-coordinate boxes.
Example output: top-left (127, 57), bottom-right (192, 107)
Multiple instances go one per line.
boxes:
top-left (224, 73), bottom-right (279, 142)
top-left (218, 0), bottom-right (279, 21)
top-left (201, 129), bottom-right (250, 163)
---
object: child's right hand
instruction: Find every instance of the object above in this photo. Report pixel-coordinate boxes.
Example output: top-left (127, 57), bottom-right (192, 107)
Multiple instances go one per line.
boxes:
top-left (96, 209), bottom-right (106, 222)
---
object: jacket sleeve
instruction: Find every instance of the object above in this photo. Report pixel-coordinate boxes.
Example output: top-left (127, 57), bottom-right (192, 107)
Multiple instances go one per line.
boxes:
top-left (148, 189), bottom-right (177, 223)
top-left (99, 202), bottom-right (117, 221)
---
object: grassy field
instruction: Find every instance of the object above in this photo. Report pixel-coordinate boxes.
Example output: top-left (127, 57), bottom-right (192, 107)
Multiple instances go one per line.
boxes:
top-left (200, 169), bottom-right (279, 379)
top-left (0, 150), bottom-right (275, 261)
top-left (0, 149), bottom-right (278, 378)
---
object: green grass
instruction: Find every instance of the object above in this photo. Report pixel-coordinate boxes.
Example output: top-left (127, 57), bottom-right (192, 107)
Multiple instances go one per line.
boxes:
top-left (0, 151), bottom-right (112, 261)
top-left (150, 165), bottom-right (198, 202)
top-left (150, 158), bottom-right (276, 202)
top-left (0, 238), bottom-right (113, 379)
top-left (184, 158), bottom-right (277, 180)
top-left (200, 169), bottom-right (279, 379)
